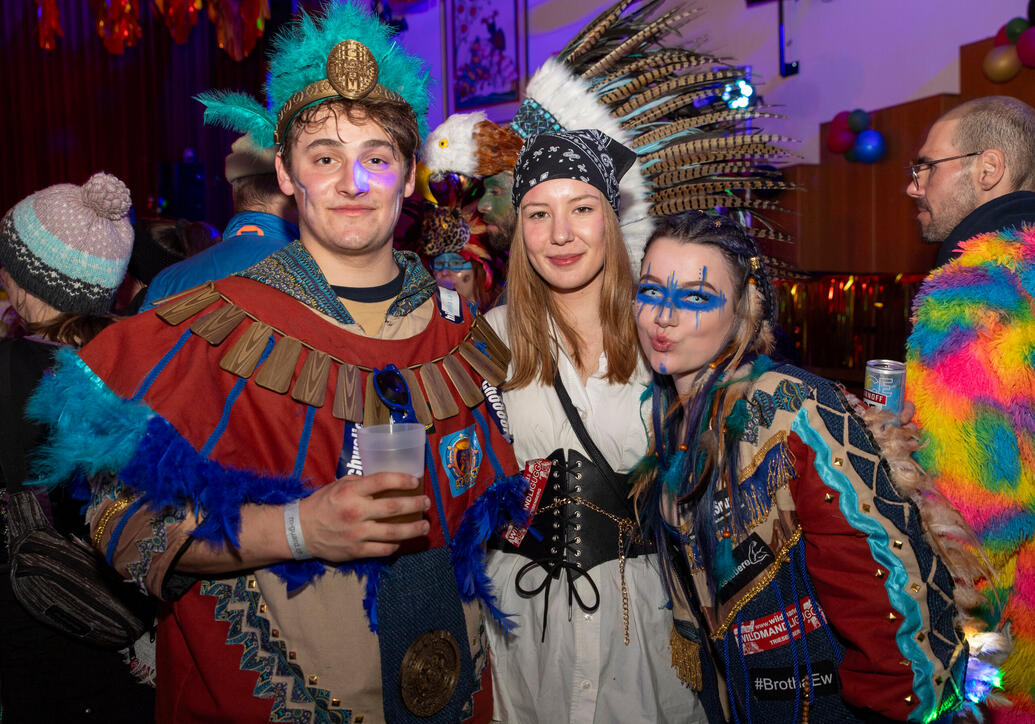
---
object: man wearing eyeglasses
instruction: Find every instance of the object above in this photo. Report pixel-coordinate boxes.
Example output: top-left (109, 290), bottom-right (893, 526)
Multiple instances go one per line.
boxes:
top-left (906, 95), bottom-right (1035, 269)
top-left (904, 95), bottom-right (1035, 717)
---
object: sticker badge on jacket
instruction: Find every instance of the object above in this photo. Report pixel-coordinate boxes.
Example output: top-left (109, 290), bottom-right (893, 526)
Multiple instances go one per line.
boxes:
top-left (440, 426), bottom-right (482, 496)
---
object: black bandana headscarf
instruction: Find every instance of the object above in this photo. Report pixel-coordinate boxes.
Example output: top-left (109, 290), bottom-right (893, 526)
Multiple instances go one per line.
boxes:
top-left (511, 129), bottom-right (637, 214)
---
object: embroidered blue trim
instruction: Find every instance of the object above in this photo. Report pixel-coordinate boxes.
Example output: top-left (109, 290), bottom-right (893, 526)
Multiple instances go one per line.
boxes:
top-left (426, 444), bottom-right (451, 547)
top-left (131, 328), bottom-right (194, 402)
top-left (200, 335), bottom-right (275, 458)
top-left (790, 407), bottom-right (934, 719)
top-left (472, 409), bottom-right (504, 478)
top-left (292, 405), bottom-right (317, 479)
top-left (105, 497), bottom-right (146, 566)
top-left (200, 578), bottom-right (346, 723)
top-left (200, 377), bottom-right (247, 458)
top-left (125, 506), bottom-right (186, 594)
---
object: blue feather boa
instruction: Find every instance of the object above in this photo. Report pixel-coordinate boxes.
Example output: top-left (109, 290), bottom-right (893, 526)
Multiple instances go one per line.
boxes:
top-left (26, 348), bottom-right (154, 490)
top-left (28, 347), bottom-right (531, 632)
top-left (450, 473), bottom-right (529, 632)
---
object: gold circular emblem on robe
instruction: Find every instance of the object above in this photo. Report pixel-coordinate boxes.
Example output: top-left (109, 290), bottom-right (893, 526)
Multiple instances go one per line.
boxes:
top-left (399, 629), bottom-right (461, 716)
top-left (326, 40), bottom-right (379, 100)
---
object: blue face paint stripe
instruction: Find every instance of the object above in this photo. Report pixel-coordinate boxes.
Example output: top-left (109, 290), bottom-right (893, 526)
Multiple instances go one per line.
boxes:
top-left (636, 265), bottom-right (728, 322)
top-left (790, 408), bottom-right (934, 719)
top-left (425, 443), bottom-right (452, 547)
top-left (131, 328), bottom-right (195, 402)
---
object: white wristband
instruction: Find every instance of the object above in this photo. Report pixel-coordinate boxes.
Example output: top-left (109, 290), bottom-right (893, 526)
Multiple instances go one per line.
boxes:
top-left (283, 499), bottom-right (311, 560)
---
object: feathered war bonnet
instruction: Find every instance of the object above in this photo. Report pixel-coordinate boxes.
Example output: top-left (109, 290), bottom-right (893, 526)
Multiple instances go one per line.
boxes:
top-left (194, 0), bottom-right (431, 150)
top-left (422, 0), bottom-right (797, 272)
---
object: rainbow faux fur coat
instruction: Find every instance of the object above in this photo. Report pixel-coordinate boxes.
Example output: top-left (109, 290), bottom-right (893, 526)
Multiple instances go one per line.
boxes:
top-left (907, 225), bottom-right (1035, 721)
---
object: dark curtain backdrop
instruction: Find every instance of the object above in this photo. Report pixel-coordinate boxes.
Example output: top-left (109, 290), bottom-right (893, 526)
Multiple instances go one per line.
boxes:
top-left (0, 1), bottom-right (297, 229)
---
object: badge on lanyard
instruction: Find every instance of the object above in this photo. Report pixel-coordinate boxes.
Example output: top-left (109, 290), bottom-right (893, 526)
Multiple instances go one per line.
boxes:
top-left (436, 287), bottom-right (463, 324)
top-left (439, 426), bottom-right (482, 496)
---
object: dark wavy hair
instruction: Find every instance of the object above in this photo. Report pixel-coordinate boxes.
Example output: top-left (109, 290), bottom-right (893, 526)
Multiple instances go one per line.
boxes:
top-left (632, 210), bottom-right (778, 597)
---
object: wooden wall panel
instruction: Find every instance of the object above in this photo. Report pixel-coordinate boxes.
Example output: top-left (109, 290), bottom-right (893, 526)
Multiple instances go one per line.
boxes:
top-left (960, 38), bottom-right (1035, 103)
top-left (776, 94), bottom-right (957, 274)
top-left (868, 95), bottom-right (956, 273)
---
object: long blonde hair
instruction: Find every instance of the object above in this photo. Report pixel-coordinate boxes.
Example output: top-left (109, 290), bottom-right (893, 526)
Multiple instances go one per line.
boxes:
top-left (504, 202), bottom-right (639, 388)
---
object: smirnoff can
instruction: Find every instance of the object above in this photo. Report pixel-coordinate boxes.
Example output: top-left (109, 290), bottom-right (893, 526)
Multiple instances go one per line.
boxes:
top-left (863, 359), bottom-right (905, 416)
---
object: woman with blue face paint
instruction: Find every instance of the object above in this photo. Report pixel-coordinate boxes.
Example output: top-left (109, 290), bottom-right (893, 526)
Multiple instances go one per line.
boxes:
top-left (483, 130), bottom-right (705, 723)
top-left (631, 211), bottom-right (976, 723)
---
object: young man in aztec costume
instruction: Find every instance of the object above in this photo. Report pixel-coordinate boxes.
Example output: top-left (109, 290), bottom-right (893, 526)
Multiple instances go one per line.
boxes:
top-left (26, 3), bottom-right (526, 722)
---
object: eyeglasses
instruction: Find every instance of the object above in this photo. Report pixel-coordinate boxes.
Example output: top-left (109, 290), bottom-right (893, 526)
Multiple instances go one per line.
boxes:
top-left (373, 364), bottom-right (418, 424)
top-left (908, 152), bottom-right (982, 189)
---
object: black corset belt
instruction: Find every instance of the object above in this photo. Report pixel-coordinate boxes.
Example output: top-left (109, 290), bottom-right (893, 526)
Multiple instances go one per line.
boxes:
top-left (489, 447), bottom-right (651, 640)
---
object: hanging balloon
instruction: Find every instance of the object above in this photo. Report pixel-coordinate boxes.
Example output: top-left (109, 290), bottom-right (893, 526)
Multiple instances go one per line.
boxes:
top-left (983, 44), bottom-right (1023, 82)
top-left (831, 110), bottom-right (852, 132)
top-left (1017, 27), bottom-right (1035, 66)
top-left (847, 109), bottom-right (870, 133)
top-left (853, 129), bottom-right (886, 164)
top-left (827, 126), bottom-right (857, 154)
top-left (1006, 16), bottom-right (1031, 43)
top-left (995, 24), bottom-right (1012, 46)
top-left (844, 147), bottom-right (858, 163)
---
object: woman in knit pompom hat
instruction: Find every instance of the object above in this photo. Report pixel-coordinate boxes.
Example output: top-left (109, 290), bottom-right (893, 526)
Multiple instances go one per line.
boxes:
top-left (0, 172), bottom-right (154, 722)
top-left (0, 172), bottom-right (133, 343)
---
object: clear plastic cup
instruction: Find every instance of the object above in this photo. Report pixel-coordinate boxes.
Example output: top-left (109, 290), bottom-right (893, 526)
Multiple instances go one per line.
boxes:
top-left (355, 423), bottom-right (426, 523)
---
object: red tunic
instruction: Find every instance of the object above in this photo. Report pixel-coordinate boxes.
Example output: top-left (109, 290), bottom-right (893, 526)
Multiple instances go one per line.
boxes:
top-left (78, 276), bottom-right (519, 723)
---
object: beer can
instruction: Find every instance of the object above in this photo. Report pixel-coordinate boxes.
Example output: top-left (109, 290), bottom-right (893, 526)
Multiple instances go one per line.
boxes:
top-left (863, 359), bottom-right (905, 416)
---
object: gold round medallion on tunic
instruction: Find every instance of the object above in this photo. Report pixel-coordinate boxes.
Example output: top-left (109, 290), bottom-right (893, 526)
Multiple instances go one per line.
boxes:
top-left (399, 629), bottom-right (461, 716)
top-left (326, 40), bottom-right (379, 100)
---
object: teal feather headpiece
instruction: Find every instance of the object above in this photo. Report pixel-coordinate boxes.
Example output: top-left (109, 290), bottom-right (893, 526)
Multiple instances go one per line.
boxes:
top-left (195, 0), bottom-right (430, 149)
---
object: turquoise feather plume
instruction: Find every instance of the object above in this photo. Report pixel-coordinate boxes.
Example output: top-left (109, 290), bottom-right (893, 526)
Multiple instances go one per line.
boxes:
top-left (195, 91), bottom-right (277, 148)
top-left (267, 1), bottom-right (431, 137)
top-left (24, 349), bottom-right (153, 490)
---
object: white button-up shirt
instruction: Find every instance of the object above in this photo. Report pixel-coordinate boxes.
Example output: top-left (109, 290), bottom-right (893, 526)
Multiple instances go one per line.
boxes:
top-left (484, 306), bottom-right (705, 724)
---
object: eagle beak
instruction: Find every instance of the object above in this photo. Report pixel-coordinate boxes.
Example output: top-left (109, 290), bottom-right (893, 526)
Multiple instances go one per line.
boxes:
top-left (415, 162), bottom-right (436, 203)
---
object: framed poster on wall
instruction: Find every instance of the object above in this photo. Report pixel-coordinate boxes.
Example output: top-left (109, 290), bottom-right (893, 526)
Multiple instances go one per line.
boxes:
top-left (443, 0), bottom-right (526, 117)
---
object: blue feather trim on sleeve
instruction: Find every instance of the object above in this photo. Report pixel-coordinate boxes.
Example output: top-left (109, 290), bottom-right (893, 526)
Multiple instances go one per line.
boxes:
top-left (25, 348), bottom-right (154, 490)
top-left (450, 473), bottom-right (530, 632)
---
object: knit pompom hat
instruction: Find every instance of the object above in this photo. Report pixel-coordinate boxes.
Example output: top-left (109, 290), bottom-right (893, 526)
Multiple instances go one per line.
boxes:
top-left (0, 172), bottom-right (133, 315)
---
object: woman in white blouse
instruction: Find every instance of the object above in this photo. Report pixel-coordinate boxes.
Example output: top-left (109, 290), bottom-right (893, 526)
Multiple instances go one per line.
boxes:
top-left (484, 129), bottom-right (704, 723)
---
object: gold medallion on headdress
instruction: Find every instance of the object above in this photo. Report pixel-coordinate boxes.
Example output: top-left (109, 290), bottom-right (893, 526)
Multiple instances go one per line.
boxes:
top-left (326, 40), bottom-right (379, 100)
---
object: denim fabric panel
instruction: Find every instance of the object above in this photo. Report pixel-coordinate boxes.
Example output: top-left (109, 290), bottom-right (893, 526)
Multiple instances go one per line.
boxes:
top-left (377, 547), bottom-right (474, 724)
top-left (817, 405), bottom-right (846, 445)
top-left (847, 452), bottom-right (876, 492)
